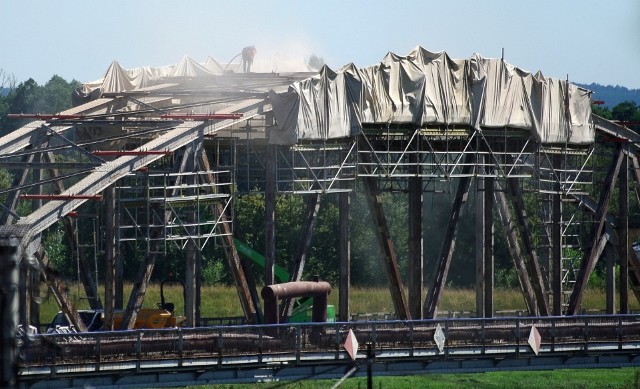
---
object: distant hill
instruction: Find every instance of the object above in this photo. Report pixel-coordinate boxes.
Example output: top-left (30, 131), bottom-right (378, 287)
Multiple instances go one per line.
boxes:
top-left (577, 83), bottom-right (640, 108)
top-left (0, 87), bottom-right (8, 97)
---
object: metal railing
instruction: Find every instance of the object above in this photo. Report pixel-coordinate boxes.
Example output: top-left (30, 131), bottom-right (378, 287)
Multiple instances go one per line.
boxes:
top-left (18, 314), bottom-right (640, 379)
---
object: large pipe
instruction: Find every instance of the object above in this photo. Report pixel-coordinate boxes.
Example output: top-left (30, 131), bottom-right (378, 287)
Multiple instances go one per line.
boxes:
top-left (261, 281), bottom-right (331, 300)
top-left (261, 281), bottom-right (331, 330)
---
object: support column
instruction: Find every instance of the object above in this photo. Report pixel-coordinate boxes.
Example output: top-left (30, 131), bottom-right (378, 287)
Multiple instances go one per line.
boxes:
top-left (0, 237), bottom-right (20, 389)
top-left (265, 144), bottom-right (277, 286)
top-left (115, 190), bottom-right (123, 309)
top-left (185, 148), bottom-right (198, 327)
top-left (424, 151), bottom-right (474, 318)
top-left (551, 155), bottom-right (563, 316)
top-left (476, 169), bottom-right (485, 317)
top-left (619, 146), bottom-right (629, 314)
top-left (605, 243), bottom-right (616, 314)
top-left (408, 162), bottom-right (423, 319)
top-left (483, 175), bottom-right (494, 318)
top-left (338, 190), bottom-right (351, 322)
top-left (495, 190), bottom-right (536, 315)
top-left (506, 175), bottom-right (550, 316)
top-left (103, 186), bottom-right (116, 330)
top-left (281, 192), bottom-right (321, 322)
top-left (363, 175), bottom-right (410, 320)
top-left (197, 150), bottom-right (257, 323)
top-left (567, 147), bottom-right (624, 315)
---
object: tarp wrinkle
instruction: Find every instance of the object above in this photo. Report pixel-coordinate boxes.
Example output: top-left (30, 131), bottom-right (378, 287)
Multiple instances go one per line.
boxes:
top-left (268, 46), bottom-right (593, 145)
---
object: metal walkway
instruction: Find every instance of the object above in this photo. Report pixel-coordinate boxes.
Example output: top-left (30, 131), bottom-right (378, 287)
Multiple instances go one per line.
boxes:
top-left (17, 314), bottom-right (640, 388)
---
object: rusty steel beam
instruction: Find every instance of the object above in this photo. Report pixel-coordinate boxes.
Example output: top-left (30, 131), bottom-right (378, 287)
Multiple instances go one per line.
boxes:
top-left (37, 248), bottom-right (87, 332)
top-left (92, 150), bottom-right (172, 156)
top-left (264, 144), bottom-right (277, 286)
top-left (43, 152), bottom-right (103, 311)
top-left (506, 175), bottom-right (550, 316)
top-left (197, 149), bottom-right (258, 323)
top-left (567, 147), bottom-right (625, 315)
top-left (408, 152), bottom-right (423, 319)
top-left (159, 113), bottom-right (243, 120)
top-left (495, 190), bottom-right (536, 315)
top-left (362, 173), bottom-right (410, 320)
top-left (281, 192), bottom-right (322, 323)
top-left (338, 191), bottom-right (351, 322)
top-left (619, 147), bottom-right (629, 314)
top-left (424, 152), bottom-right (474, 319)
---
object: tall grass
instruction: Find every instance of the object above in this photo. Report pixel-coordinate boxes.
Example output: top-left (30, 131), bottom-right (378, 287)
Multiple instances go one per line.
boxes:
top-left (36, 284), bottom-right (640, 327)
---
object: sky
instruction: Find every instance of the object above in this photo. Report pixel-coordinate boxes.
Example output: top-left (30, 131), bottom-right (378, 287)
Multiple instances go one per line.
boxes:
top-left (2, 0), bottom-right (639, 89)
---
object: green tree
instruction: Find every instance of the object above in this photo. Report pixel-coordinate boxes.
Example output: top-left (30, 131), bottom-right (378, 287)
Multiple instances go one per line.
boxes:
top-left (0, 75), bottom-right (79, 135)
top-left (611, 100), bottom-right (640, 132)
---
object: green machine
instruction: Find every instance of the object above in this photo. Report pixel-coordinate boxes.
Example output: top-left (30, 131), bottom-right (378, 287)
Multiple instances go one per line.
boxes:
top-left (233, 238), bottom-right (336, 323)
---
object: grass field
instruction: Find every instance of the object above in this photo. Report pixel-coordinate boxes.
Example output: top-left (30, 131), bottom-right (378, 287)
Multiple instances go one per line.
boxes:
top-left (37, 283), bottom-right (640, 326)
top-left (182, 367), bottom-right (640, 388)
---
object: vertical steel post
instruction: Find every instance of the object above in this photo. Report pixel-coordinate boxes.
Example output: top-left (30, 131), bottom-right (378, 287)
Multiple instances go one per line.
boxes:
top-left (265, 144), bottom-right (277, 286)
top-left (408, 152), bottom-right (423, 319)
top-left (104, 186), bottom-right (116, 330)
top-left (484, 174), bottom-right (494, 318)
top-left (619, 145), bottom-right (629, 314)
top-left (338, 190), bottom-right (351, 321)
top-left (0, 238), bottom-right (20, 389)
top-left (476, 164), bottom-right (485, 317)
top-left (551, 154), bottom-right (563, 316)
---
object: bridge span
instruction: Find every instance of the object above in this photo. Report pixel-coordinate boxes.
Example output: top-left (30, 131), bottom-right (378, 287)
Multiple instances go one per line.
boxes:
top-left (18, 314), bottom-right (640, 388)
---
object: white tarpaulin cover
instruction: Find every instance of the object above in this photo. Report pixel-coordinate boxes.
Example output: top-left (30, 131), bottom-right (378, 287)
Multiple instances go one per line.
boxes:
top-left (269, 46), bottom-right (593, 145)
top-left (73, 54), bottom-right (314, 105)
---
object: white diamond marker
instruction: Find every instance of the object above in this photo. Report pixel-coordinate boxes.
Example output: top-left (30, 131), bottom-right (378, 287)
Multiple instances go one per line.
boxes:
top-left (343, 329), bottom-right (359, 361)
top-left (528, 325), bottom-right (541, 355)
top-left (434, 323), bottom-right (446, 353)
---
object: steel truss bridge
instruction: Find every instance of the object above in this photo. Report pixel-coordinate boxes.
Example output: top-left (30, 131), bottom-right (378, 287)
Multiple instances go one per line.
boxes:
top-left (17, 314), bottom-right (640, 388)
top-left (2, 70), bottom-right (640, 386)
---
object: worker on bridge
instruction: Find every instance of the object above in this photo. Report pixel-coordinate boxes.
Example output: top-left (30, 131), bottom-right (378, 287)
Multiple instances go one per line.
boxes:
top-left (241, 46), bottom-right (257, 73)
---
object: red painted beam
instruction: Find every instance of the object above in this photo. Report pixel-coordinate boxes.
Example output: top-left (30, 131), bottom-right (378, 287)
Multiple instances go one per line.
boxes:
top-left (19, 194), bottom-right (103, 200)
top-left (92, 150), bottom-right (172, 156)
top-left (592, 100), bottom-right (605, 105)
top-left (159, 113), bottom-right (243, 120)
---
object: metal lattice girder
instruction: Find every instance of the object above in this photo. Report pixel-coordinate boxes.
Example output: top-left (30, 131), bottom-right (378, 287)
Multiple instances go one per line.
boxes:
top-left (567, 146), bottom-right (625, 315)
top-left (276, 141), bottom-right (357, 194)
top-left (357, 127), bottom-right (536, 181)
top-left (11, 99), bottom-right (267, 253)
